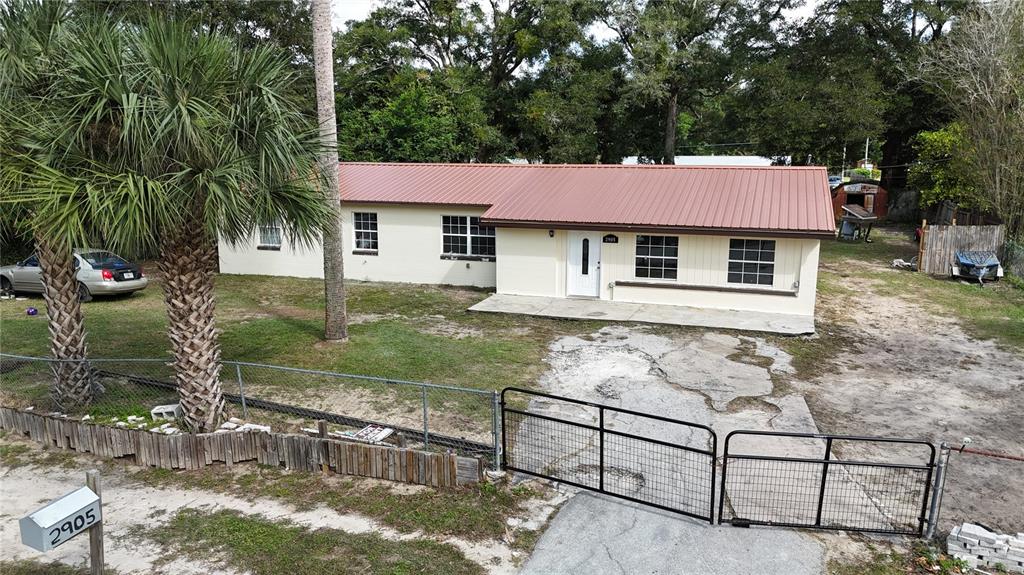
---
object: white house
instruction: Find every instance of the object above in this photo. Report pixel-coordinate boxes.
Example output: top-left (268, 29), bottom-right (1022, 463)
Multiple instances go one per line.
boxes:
top-left (218, 162), bottom-right (835, 319)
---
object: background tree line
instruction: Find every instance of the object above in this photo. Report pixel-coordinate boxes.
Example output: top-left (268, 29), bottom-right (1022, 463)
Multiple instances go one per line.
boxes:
top-left (4, 0), bottom-right (1020, 244)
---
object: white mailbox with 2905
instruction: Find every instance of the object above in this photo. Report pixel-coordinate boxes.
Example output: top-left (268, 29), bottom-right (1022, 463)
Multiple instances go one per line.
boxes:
top-left (20, 486), bottom-right (102, 552)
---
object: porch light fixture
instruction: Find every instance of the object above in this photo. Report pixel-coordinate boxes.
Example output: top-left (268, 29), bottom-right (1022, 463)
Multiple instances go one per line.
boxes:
top-left (548, 229), bottom-right (554, 238)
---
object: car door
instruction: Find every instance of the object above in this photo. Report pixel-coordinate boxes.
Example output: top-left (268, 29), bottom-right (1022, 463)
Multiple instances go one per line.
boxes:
top-left (13, 255), bottom-right (42, 292)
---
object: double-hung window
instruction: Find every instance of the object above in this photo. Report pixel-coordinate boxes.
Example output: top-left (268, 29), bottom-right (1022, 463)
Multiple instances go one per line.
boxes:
top-left (353, 212), bottom-right (378, 253)
top-left (727, 239), bottom-right (775, 285)
top-left (442, 216), bottom-right (495, 258)
top-left (258, 220), bottom-right (282, 250)
top-left (635, 235), bottom-right (678, 279)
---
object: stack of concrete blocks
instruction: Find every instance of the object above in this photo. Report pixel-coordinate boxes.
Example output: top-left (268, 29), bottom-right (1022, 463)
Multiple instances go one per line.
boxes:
top-left (947, 523), bottom-right (1024, 572)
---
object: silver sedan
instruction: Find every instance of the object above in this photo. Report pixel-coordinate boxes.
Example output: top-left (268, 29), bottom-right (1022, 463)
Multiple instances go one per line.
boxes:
top-left (0, 249), bottom-right (149, 302)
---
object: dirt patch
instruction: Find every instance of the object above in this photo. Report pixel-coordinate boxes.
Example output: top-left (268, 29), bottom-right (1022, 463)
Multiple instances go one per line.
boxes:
top-left (0, 446), bottom-right (552, 575)
top-left (244, 382), bottom-right (492, 444)
top-left (416, 316), bottom-right (485, 339)
top-left (349, 312), bottom-right (407, 325)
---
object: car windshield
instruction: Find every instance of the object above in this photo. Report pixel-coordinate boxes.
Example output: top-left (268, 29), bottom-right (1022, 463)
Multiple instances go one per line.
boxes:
top-left (79, 251), bottom-right (130, 267)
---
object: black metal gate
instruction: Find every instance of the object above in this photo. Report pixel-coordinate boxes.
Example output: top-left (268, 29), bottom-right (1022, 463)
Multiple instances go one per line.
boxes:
top-left (718, 431), bottom-right (935, 535)
top-left (501, 387), bottom-right (717, 522)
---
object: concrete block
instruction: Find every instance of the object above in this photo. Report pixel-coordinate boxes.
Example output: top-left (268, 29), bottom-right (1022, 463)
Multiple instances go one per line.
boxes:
top-left (150, 403), bottom-right (181, 421)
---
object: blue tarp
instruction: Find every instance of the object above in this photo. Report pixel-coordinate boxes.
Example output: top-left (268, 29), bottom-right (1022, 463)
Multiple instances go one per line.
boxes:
top-left (955, 251), bottom-right (1001, 268)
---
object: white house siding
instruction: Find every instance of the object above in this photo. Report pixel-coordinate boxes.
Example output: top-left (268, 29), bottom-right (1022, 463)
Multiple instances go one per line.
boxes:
top-left (218, 235), bottom-right (326, 278)
top-left (218, 203), bottom-right (497, 288)
top-left (492, 230), bottom-right (820, 316)
top-left (494, 228), bottom-right (567, 297)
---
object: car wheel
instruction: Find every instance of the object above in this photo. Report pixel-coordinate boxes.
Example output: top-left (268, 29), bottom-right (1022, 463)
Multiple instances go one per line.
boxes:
top-left (0, 277), bottom-right (12, 297)
top-left (78, 283), bottom-right (93, 303)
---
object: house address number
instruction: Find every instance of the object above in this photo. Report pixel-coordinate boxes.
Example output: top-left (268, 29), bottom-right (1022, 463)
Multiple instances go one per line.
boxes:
top-left (48, 507), bottom-right (99, 548)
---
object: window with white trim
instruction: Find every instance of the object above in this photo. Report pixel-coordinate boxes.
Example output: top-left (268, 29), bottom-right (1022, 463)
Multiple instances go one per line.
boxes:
top-left (258, 220), bottom-right (282, 249)
top-left (353, 212), bottom-right (378, 252)
top-left (442, 216), bottom-right (495, 258)
top-left (635, 235), bottom-right (678, 279)
top-left (727, 239), bottom-right (775, 285)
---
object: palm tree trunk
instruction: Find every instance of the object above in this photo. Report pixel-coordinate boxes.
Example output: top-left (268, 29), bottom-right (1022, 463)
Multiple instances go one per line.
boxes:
top-left (662, 89), bottom-right (678, 165)
top-left (312, 0), bottom-right (348, 341)
top-left (159, 227), bottom-right (224, 432)
top-left (35, 234), bottom-right (93, 410)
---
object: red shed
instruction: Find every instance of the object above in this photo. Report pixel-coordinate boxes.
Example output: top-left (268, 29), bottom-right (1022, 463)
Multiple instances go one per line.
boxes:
top-left (831, 180), bottom-right (888, 220)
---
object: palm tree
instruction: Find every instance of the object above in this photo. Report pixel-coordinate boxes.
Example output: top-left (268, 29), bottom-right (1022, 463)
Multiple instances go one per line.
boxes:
top-left (311, 0), bottom-right (349, 341)
top-left (7, 15), bottom-right (331, 431)
top-left (0, 0), bottom-right (94, 410)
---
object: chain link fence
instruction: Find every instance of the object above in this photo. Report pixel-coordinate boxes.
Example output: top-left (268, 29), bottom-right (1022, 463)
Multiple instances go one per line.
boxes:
top-left (0, 353), bottom-right (499, 464)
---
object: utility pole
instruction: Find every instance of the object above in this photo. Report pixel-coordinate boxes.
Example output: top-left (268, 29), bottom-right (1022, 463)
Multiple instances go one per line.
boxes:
top-left (864, 138), bottom-right (870, 166)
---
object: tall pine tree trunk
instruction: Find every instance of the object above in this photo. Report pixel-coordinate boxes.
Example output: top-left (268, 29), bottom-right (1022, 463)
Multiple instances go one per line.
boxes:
top-left (159, 227), bottom-right (223, 432)
top-left (35, 234), bottom-right (93, 410)
top-left (662, 90), bottom-right (678, 165)
top-left (312, 0), bottom-right (348, 341)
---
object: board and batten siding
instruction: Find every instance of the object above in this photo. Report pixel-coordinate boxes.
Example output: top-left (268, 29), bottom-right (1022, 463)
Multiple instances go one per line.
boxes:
top-left (494, 229), bottom-right (820, 316)
top-left (494, 228), bottom-right (568, 297)
top-left (218, 204), bottom-right (496, 287)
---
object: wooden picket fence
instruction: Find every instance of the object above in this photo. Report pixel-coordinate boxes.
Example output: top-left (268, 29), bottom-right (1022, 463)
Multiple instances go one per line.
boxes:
top-left (918, 224), bottom-right (1006, 275)
top-left (0, 407), bottom-right (482, 487)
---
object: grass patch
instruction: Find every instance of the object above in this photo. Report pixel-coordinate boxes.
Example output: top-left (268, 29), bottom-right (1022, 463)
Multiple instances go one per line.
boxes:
top-left (828, 543), bottom-right (970, 575)
top-left (0, 560), bottom-right (118, 575)
top-left (0, 436), bottom-right (81, 469)
top-left (0, 442), bottom-right (31, 466)
top-left (775, 326), bottom-right (860, 381)
top-left (132, 464), bottom-right (536, 541)
top-left (147, 508), bottom-right (483, 575)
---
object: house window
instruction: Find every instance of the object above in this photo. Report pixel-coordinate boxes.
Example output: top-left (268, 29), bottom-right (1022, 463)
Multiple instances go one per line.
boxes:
top-left (258, 220), bottom-right (282, 250)
top-left (442, 216), bottom-right (495, 258)
top-left (727, 239), bottom-right (775, 285)
top-left (353, 212), bottom-right (378, 253)
top-left (635, 235), bottom-right (678, 279)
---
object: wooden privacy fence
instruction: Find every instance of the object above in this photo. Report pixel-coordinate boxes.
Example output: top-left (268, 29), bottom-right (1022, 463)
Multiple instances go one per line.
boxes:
top-left (0, 407), bottom-right (482, 487)
top-left (918, 224), bottom-right (1006, 275)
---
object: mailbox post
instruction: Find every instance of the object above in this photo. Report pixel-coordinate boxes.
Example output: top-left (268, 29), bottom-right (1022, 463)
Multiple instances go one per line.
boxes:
top-left (19, 470), bottom-right (105, 574)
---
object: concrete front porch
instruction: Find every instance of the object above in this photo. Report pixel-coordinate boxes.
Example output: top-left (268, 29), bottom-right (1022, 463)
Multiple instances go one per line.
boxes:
top-left (468, 293), bottom-right (815, 335)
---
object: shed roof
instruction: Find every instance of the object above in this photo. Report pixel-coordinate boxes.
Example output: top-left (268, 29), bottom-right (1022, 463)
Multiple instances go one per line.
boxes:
top-left (339, 162), bottom-right (835, 237)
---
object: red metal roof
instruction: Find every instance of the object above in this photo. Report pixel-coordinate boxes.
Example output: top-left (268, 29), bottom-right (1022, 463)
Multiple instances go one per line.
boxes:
top-left (339, 162), bottom-right (835, 236)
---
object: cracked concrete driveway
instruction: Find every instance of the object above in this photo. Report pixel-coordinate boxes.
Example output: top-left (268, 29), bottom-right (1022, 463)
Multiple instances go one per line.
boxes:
top-left (522, 491), bottom-right (825, 575)
top-left (514, 325), bottom-right (829, 575)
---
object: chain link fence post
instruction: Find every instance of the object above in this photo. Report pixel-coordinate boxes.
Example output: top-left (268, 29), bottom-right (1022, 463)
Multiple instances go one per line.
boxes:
top-left (491, 391), bottom-right (501, 471)
top-left (421, 387), bottom-right (429, 447)
top-left (234, 363), bottom-right (248, 419)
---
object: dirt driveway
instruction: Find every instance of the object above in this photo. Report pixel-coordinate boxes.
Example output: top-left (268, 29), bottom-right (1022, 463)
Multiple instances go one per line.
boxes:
top-left (796, 262), bottom-right (1024, 533)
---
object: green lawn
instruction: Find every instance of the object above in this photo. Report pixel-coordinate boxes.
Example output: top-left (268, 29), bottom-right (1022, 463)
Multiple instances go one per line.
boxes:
top-left (0, 276), bottom-right (601, 393)
top-left (147, 508), bottom-right (484, 575)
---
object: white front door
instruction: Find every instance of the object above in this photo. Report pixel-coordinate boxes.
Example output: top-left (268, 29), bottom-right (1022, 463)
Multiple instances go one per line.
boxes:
top-left (567, 231), bottom-right (601, 297)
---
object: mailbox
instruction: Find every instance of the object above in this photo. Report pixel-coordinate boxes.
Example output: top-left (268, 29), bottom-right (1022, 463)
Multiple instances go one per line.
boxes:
top-left (20, 486), bottom-right (102, 552)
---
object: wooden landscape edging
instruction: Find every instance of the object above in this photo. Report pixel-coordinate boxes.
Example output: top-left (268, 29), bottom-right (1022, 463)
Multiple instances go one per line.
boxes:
top-left (0, 407), bottom-right (482, 486)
